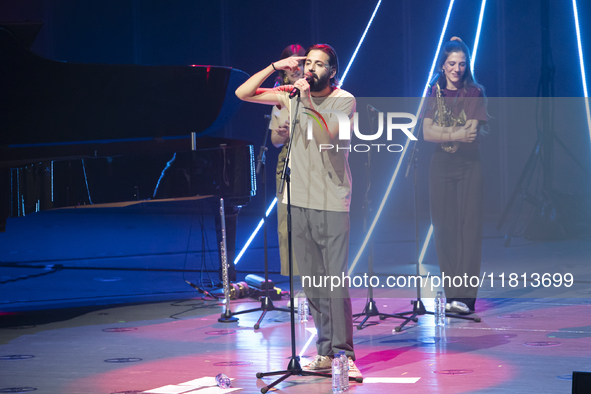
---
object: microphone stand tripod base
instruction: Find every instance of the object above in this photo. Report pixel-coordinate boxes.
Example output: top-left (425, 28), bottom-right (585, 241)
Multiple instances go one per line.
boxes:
top-left (256, 358), bottom-right (361, 393)
top-left (391, 299), bottom-right (427, 332)
top-left (218, 308), bottom-right (238, 323)
top-left (390, 299), bottom-right (481, 332)
top-left (353, 299), bottom-right (409, 330)
top-left (232, 295), bottom-right (292, 329)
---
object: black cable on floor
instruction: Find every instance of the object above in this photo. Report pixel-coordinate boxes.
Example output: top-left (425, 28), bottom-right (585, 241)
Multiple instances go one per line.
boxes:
top-left (0, 264), bottom-right (63, 285)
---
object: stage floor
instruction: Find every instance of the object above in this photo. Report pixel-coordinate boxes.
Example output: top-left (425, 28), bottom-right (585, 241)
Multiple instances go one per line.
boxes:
top-left (1, 295), bottom-right (590, 393)
top-left (1, 210), bottom-right (590, 393)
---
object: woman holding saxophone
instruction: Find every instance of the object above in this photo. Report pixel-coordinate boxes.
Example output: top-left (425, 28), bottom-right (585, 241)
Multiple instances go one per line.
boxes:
top-left (423, 37), bottom-right (488, 314)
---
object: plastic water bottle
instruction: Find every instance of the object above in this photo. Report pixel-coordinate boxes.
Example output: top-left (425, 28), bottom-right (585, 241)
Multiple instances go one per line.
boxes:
top-left (298, 299), bottom-right (308, 322)
top-left (434, 291), bottom-right (446, 326)
top-left (339, 351), bottom-right (349, 391)
top-left (215, 373), bottom-right (231, 389)
top-left (332, 355), bottom-right (343, 393)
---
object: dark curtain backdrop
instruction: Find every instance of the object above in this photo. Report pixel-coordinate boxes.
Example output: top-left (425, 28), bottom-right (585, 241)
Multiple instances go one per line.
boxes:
top-left (2, 0), bottom-right (590, 241)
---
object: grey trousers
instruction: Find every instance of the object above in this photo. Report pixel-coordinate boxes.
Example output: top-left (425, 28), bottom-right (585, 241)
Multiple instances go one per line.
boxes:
top-left (292, 206), bottom-right (355, 360)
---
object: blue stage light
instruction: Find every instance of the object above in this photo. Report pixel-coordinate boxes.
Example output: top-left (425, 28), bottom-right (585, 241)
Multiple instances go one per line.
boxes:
top-left (471, 0), bottom-right (487, 73)
top-left (234, 197), bottom-right (277, 264)
top-left (572, 0), bottom-right (591, 140)
top-left (340, 0), bottom-right (382, 86)
top-left (299, 327), bottom-right (318, 358)
top-left (349, 0), bottom-right (457, 274)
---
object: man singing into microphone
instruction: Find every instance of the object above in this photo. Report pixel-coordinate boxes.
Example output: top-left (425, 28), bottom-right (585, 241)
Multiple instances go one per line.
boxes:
top-left (235, 44), bottom-right (360, 378)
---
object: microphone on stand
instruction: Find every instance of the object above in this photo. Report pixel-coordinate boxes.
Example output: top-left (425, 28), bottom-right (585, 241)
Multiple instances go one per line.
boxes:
top-left (289, 72), bottom-right (315, 99)
top-left (427, 71), bottom-right (442, 88)
top-left (367, 104), bottom-right (381, 119)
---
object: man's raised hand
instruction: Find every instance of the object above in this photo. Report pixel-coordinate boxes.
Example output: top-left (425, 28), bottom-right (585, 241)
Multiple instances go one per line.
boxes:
top-left (273, 56), bottom-right (307, 72)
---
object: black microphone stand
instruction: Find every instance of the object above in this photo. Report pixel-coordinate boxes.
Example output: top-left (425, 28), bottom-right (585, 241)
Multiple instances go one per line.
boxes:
top-left (256, 96), bottom-right (361, 393)
top-left (232, 113), bottom-right (291, 329)
top-left (385, 87), bottom-right (481, 332)
top-left (352, 105), bottom-right (407, 330)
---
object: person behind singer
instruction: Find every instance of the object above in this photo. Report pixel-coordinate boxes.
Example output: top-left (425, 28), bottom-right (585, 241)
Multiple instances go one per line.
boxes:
top-left (235, 44), bottom-right (361, 378)
top-left (269, 44), bottom-right (306, 277)
top-left (423, 37), bottom-right (488, 314)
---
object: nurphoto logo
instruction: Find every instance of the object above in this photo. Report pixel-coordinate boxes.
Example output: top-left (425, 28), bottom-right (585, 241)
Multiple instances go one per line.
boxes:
top-left (303, 109), bottom-right (418, 153)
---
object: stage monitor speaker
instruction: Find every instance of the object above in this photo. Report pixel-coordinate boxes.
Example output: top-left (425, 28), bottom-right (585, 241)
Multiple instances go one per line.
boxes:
top-left (572, 371), bottom-right (591, 393)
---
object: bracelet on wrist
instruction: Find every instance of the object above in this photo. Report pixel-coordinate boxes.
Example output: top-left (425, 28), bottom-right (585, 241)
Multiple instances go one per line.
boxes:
top-left (271, 63), bottom-right (277, 71)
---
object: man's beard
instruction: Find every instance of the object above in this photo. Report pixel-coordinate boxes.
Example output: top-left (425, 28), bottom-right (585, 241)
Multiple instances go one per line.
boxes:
top-left (309, 72), bottom-right (331, 92)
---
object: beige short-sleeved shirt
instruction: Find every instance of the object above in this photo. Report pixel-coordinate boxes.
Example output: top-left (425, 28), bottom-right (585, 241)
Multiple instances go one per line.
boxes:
top-left (276, 88), bottom-right (356, 212)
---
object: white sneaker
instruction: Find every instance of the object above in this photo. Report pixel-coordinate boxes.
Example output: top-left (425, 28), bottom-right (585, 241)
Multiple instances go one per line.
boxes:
top-left (302, 355), bottom-right (332, 371)
top-left (347, 357), bottom-right (363, 381)
top-left (445, 301), bottom-right (471, 314)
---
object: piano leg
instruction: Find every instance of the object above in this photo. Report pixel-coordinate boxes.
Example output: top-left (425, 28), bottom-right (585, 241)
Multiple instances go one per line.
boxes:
top-left (0, 168), bottom-right (9, 232)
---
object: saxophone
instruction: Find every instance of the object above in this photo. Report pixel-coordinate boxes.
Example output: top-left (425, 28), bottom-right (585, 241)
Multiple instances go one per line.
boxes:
top-left (435, 83), bottom-right (465, 153)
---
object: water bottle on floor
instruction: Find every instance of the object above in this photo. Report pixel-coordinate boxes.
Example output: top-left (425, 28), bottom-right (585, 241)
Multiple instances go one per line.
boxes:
top-left (332, 355), bottom-right (343, 393)
top-left (215, 373), bottom-right (231, 389)
top-left (302, 298), bottom-right (309, 321)
top-left (434, 291), bottom-right (446, 326)
top-left (298, 298), bottom-right (308, 322)
top-left (339, 351), bottom-right (349, 391)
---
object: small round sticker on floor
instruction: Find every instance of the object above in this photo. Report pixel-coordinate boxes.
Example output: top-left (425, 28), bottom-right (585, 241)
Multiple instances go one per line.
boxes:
top-left (415, 337), bottom-right (461, 344)
top-left (205, 330), bottom-right (237, 336)
top-left (102, 328), bottom-right (138, 332)
top-left (213, 361), bottom-right (252, 366)
top-left (94, 277), bottom-right (122, 282)
top-left (104, 358), bottom-right (142, 363)
top-left (110, 391), bottom-right (144, 394)
top-left (434, 369), bottom-right (474, 375)
top-left (523, 341), bottom-right (561, 347)
top-left (0, 355), bottom-right (35, 360)
top-left (3, 326), bottom-right (36, 330)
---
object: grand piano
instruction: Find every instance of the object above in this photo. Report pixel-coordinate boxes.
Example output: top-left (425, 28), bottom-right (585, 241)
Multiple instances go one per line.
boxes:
top-left (0, 22), bottom-right (255, 281)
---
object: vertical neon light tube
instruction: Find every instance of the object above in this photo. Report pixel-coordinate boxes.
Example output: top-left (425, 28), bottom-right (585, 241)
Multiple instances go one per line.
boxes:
top-left (340, 0), bottom-right (382, 86)
top-left (348, 0), bottom-right (457, 274)
top-left (572, 0), bottom-right (591, 142)
top-left (235, 1), bottom-right (383, 264)
top-left (471, 0), bottom-right (487, 73)
top-left (234, 197), bottom-right (277, 264)
top-left (298, 327), bottom-right (318, 358)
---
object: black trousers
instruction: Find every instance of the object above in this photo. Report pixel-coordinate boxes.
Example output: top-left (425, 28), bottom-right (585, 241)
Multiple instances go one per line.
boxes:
top-left (429, 148), bottom-right (483, 311)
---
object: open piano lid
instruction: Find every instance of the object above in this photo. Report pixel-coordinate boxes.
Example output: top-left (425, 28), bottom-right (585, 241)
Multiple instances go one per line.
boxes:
top-left (0, 23), bottom-right (249, 148)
